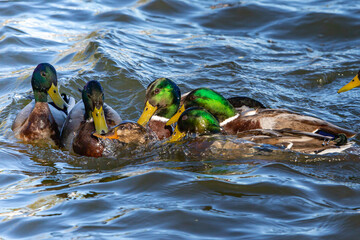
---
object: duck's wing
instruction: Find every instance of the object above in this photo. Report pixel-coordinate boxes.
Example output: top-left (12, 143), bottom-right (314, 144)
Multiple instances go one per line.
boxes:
top-left (49, 104), bottom-right (67, 132)
top-left (235, 109), bottom-right (356, 138)
top-left (11, 100), bottom-right (35, 132)
top-left (66, 96), bottom-right (76, 113)
top-left (48, 94), bottom-right (76, 132)
top-left (103, 103), bottom-right (122, 126)
top-left (237, 128), bottom-right (351, 154)
top-left (60, 101), bottom-right (85, 150)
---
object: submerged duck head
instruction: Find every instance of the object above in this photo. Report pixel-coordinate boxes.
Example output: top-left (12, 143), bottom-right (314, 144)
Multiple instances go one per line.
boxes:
top-left (31, 63), bottom-right (68, 110)
top-left (82, 80), bottom-right (108, 135)
top-left (169, 107), bottom-right (221, 142)
top-left (167, 88), bottom-right (236, 126)
top-left (137, 78), bottom-right (181, 126)
top-left (338, 70), bottom-right (360, 93)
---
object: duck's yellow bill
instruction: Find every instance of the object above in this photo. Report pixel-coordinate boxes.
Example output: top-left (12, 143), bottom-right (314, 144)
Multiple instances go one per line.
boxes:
top-left (93, 127), bottom-right (119, 140)
top-left (168, 125), bottom-right (186, 142)
top-left (137, 101), bottom-right (157, 126)
top-left (338, 74), bottom-right (360, 93)
top-left (47, 83), bottom-right (68, 110)
top-left (92, 106), bottom-right (108, 134)
top-left (166, 104), bottom-right (185, 126)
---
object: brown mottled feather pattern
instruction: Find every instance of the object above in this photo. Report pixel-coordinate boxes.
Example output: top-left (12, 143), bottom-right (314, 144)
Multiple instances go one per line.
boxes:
top-left (222, 117), bottom-right (261, 135)
top-left (100, 122), bottom-right (158, 145)
top-left (223, 109), bottom-right (356, 138)
top-left (236, 129), bottom-right (342, 154)
top-left (15, 102), bottom-right (60, 146)
top-left (149, 119), bottom-right (173, 140)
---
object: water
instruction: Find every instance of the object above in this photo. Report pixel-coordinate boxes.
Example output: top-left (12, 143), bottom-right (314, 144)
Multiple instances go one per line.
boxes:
top-left (1, 0), bottom-right (360, 238)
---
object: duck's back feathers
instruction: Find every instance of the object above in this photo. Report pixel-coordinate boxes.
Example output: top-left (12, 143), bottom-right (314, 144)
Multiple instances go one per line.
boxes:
top-left (49, 104), bottom-right (67, 131)
top-left (223, 109), bottom-right (356, 138)
top-left (237, 128), bottom-right (349, 154)
top-left (227, 96), bottom-right (267, 110)
top-left (103, 103), bottom-right (122, 126)
top-left (60, 101), bottom-right (84, 150)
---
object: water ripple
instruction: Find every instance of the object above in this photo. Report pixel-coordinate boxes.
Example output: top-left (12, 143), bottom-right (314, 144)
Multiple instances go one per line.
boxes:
top-left (1, 0), bottom-right (360, 239)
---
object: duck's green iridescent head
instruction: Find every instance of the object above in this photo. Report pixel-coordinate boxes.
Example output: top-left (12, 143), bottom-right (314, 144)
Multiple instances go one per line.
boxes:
top-left (167, 88), bottom-right (236, 125)
top-left (169, 107), bottom-right (221, 142)
top-left (82, 80), bottom-right (108, 134)
top-left (338, 70), bottom-right (360, 93)
top-left (31, 63), bottom-right (67, 110)
top-left (137, 78), bottom-right (181, 126)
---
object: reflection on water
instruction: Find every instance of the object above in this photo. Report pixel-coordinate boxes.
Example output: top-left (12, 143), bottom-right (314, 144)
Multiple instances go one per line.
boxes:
top-left (0, 0), bottom-right (360, 239)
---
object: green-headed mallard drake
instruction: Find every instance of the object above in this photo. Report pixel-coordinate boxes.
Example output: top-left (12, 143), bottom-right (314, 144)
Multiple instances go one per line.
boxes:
top-left (137, 78), bottom-right (266, 140)
top-left (137, 78), bottom-right (181, 140)
top-left (12, 63), bottom-right (72, 146)
top-left (60, 80), bottom-right (122, 157)
top-left (169, 107), bottom-right (221, 142)
top-left (338, 70), bottom-right (360, 93)
top-left (166, 88), bottom-right (356, 139)
top-left (169, 107), bottom-right (350, 154)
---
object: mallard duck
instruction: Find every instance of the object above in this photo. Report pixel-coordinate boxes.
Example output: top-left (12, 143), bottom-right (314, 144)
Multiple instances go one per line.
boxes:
top-left (338, 70), bottom-right (360, 93)
top-left (93, 121), bottom-right (157, 146)
top-left (60, 80), bottom-right (122, 157)
top-left (92, 121), bottom-right (158, 156)
top-left (137, 78), bottom-right (266, 140)
top-left (137, 78), bottom-right (181, 140)
top-left (169, 107), bottom-right (221, 142)
top-left (12, 63), bottom-right (72, 146)
top-left (166, 88), bottom-right (356, 139)
top-left (169, 107), bottom-right (350, 154)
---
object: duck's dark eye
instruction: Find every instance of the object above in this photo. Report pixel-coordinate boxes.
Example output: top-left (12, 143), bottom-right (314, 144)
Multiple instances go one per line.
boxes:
top-left (154, 88), bottom-right (160, 94)
top-left (41, 72), bottom-right (46, 77)
top-left (53, 89), bottom-right (56, 93)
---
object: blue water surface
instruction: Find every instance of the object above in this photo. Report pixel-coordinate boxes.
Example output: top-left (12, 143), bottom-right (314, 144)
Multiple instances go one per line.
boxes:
top-left (0, 0), bottom-right (360, 239)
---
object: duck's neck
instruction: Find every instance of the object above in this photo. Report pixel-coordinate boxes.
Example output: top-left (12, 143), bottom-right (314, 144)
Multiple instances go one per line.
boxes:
top-left (34, 90), bottom-right (48, 103)
top-left (156, 103), bottom-right (179, 119)
top-left (83, 99), bottom-right (93, 121)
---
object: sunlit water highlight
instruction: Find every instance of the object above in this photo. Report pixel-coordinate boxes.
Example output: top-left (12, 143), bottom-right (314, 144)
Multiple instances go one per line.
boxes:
top-left (0, 0), bottom-right (360, 239)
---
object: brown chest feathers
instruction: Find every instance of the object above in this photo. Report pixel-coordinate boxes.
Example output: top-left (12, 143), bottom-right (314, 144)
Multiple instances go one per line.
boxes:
top-left (72, 121), bottom-right (105, 157)
top-left (18, 102), bottom-right (60, 146)
top-left (149, 119), bottom-right (173, 140)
